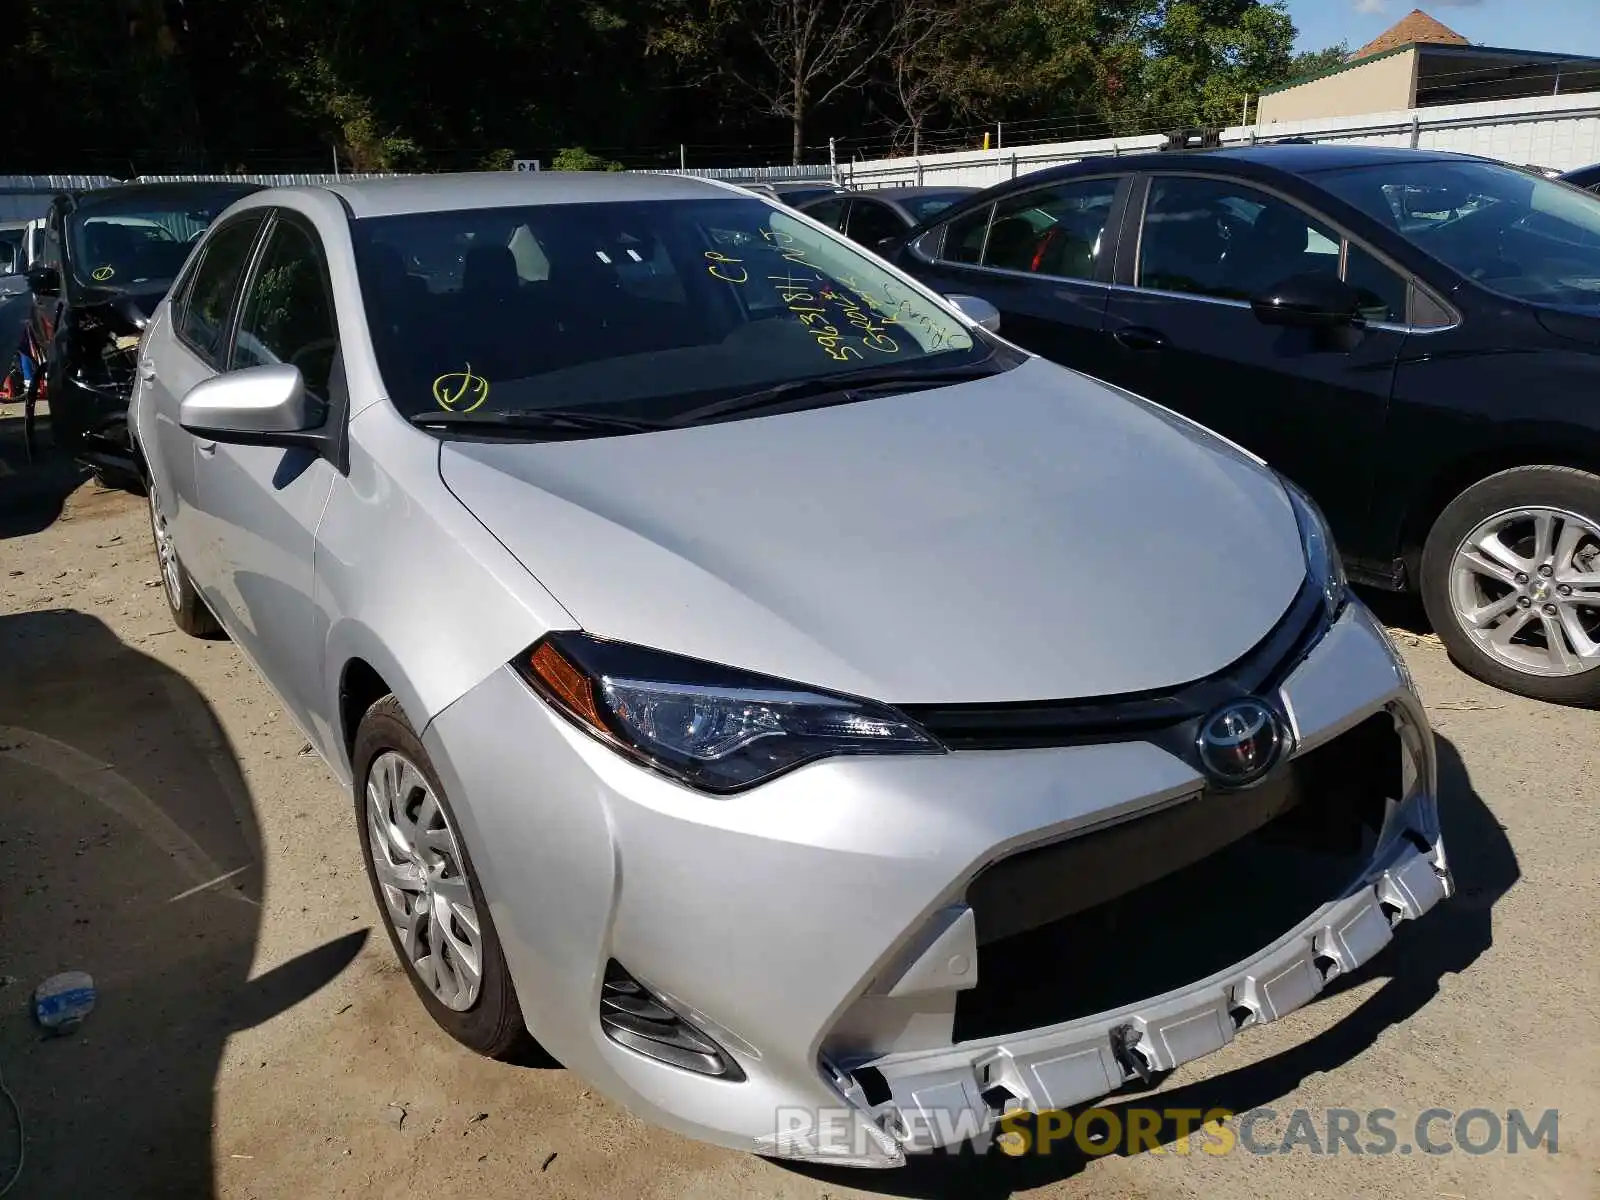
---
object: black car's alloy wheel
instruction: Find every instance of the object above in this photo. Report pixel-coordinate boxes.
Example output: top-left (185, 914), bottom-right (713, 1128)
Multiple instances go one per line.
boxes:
top-left (1422, 465), bottom-right (1600, 705)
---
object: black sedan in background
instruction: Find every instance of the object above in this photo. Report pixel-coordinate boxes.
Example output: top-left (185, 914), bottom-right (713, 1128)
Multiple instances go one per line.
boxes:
top-left (891, 144), bottom-right (1600, 705)
top-left (801, 186), bottom-right (978, 250)
top-left (23, 180), bottom-right (262, 482)
top-left (1560, 162), bottom-right (1600, 193)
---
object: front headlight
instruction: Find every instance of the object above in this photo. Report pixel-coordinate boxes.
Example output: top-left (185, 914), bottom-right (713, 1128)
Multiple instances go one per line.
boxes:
top-left (1284, 478), bottom-right (1347, 620)
top-left (516, 633), bottom-right (944, 793)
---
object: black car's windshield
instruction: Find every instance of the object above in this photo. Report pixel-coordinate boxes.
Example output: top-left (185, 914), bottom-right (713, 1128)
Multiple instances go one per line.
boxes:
top-left (67, 189), bottom-right (252, 291)
top-left (352, 197), bottom-right (987, 427)
top-left (1316, 159), bottom-right (1600, 309)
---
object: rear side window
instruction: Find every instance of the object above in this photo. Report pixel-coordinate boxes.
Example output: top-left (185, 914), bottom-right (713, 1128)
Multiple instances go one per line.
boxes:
top-left (804, 197), bottom-right (846, 230)
top-left (983, 178), bottom-right (1119, 279)
top-left (177, 215), bottom-right (263, 366)
top-left (941, 204), bottom-right (993, 264)
top-left (846, 200), bottom-right (906, 247)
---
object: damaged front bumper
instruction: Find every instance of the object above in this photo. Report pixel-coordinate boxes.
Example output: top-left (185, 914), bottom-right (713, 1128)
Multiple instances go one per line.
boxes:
top-left (422, 597), bottom-right (1450, 1169)
top-left (802, 832), bottom-right (1449, 1163)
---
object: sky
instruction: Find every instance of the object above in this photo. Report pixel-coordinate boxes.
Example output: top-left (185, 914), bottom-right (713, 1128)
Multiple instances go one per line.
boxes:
top-left (1282, 0), bottom-right (1600, 59)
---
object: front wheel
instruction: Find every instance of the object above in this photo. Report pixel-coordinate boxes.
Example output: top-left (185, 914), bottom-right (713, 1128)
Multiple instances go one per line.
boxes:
top-left (353, 696), bottom-right (532, 1059)
top-left (1420, 465), bottom-right (1600, 705)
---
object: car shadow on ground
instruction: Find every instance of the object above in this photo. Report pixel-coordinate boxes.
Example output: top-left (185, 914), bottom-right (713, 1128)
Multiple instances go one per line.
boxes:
top-left (786, 734), bottom-right (1517, 1199)
top-left (0, 610), bottom-right (366, 1196)
top-left (0, 413), bottom-right (87, 540)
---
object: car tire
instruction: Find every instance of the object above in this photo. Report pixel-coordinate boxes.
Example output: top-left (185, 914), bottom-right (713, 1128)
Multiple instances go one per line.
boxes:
top-left (1420, 465), bottom-right (1600, 705)
top-left (352, 695), bottom-right (533, 1060)
top-left (147, 483), bottom-right (221, 638)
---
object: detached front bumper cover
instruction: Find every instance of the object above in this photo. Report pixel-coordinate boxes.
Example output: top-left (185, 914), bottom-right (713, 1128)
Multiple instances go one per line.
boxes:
top-left (765, 834), bottom-right (1451, 1166)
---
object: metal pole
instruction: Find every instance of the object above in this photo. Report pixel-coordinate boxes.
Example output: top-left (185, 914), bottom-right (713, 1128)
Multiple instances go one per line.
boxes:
top-left (829, 137), bottom-right (838, 183)
top-left (332, 144), bottom-right (340, 178)
top-left (1553, 70), bottom-right (1562, 96)
top-left (680, 144), bottom-right (687, 171)
top-left (1241, 96), bottom-right (1249, 128)
top-left (997, 122), bottom-right (1004, 150)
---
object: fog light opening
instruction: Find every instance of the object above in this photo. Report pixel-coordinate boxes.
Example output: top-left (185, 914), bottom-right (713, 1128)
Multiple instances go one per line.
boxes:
top-left (599, 960), bottom-right (745, 1081)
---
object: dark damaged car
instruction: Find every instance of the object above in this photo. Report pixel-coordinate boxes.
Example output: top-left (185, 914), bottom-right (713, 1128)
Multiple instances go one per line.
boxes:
top-left (24, 181), bottom-right (262, 482)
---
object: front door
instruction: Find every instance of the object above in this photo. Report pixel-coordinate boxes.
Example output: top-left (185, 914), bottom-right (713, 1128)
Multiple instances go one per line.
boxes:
top-left (1101, 173), bottom-right (1410, 548)
top-left (189, 211), bottom-right (341, 733)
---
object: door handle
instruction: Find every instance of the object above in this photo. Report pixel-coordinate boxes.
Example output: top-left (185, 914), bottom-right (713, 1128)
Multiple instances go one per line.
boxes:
top-left (197, 441), bottom-right (217, 457)
top-left (1113, 326), bottom-right (1167, 352)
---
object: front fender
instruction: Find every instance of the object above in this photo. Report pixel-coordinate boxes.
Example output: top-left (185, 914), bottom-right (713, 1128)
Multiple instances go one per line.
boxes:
top-left (315, 402), bottom-right (577, 784)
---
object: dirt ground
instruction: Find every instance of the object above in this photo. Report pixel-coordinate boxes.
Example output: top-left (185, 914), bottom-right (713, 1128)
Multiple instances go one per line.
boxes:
top-left (0, 406), bottom-right (1596, 1199)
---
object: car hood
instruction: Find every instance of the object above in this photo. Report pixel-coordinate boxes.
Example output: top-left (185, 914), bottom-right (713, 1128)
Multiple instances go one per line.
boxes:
top-left (439, 357), bottom-right (1306, 704)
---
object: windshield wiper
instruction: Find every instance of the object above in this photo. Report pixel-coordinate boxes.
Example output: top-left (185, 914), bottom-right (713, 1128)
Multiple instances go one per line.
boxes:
top-left (408, 408), bottom-right (677, 437)
top-left (672, 361), bottom-right (1000, 425)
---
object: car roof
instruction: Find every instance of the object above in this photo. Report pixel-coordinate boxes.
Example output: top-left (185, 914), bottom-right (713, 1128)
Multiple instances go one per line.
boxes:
top-left (1006, 143), bottom-right (1491, 188)
top-left (317, 171), bottom-right (741, 218)
top-left (858, 186), bottom-right (979, 200)
top-left (70, 180), bottom-right (265, 207)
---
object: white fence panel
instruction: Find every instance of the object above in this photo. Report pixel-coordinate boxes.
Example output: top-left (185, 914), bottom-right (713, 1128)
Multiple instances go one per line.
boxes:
top-left (839, 90), bottom-right (1600, 191)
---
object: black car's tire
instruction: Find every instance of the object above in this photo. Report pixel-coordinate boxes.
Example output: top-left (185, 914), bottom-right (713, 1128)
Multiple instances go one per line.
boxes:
top-left (146, 484), bottom-right (222, 638)
top-left (353, 696), bottom-right (533, 1060)
top-left (1421, 465), bottom-right (1600, 706)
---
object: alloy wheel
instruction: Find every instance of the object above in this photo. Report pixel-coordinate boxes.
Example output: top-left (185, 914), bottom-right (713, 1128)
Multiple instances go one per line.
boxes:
top-left (148, 488), bottom-right (185, 613)
top-left (365, 750), bottom-right (484, 1011)
top-left (1449, 506), bottom-right (1600, 677)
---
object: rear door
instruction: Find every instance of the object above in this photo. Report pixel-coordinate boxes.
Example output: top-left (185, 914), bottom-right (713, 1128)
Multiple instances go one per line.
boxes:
top-left (143, 211), bottom-right (267, 564)
top-left (902, 175), bottom-right (1132, 382)
top-left (1100, 172), bottom-right (1411, 547)
top-left (189, 210), bottom-right (343, 731)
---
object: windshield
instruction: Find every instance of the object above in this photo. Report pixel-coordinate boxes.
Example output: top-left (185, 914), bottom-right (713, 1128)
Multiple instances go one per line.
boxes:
top-left (67, 190), bottom-right (251, 290)
top-left (352, 197), bottom-right (985, 425)
top-left (1315, 159), bottom-right (1600, 309)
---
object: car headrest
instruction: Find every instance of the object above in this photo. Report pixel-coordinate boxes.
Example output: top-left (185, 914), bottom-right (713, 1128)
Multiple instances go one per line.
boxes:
top-left (463, 244), bottom-right (519, 294)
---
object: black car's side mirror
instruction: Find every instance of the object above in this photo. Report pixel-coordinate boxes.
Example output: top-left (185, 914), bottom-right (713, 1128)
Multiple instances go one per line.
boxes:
top-left (1251, 273), bottom-right (1364, 330)
top-left (26, 265), bottom-right (61, 296)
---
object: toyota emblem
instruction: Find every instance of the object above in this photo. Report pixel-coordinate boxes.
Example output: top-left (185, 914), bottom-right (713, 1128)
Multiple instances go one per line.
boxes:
top-left (1197, 698), bottom-right (1285, 788)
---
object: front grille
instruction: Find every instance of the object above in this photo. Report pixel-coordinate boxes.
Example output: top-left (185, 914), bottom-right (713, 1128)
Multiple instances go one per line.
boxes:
top-left (902, 579), bottom-right (1327, 750)
top-left (953, 712), bottom-right (1399, 1043)
top-left (599, 960), bottom-right (744, 1081)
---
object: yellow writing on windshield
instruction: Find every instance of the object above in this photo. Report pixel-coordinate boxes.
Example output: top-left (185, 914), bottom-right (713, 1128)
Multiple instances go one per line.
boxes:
top-left (432, 364), bottom-right (490, 412)
top-left (91, 265), bottom-right (115, 282)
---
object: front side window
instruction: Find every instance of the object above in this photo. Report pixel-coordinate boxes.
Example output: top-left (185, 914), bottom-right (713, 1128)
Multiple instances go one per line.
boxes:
top-left (983, 178), bottom-right (1119, 279)
top-left (67, 186), bottom-right (255, 292)
top-left (1316, 159), bottom-right (1600, 309)
top-left (351, 197), bottom-right (986, 425)
top-left (1138, 176), bottom-right (1346, 302)
top-left (232, 218), bottom-right (339, 401)
top-left (177, 215), bottom-right (265, 365)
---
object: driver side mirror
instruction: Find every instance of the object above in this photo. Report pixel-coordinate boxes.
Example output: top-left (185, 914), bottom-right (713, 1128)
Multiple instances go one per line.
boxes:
top-left (180, 364), bottom-right (333, 456)
top-left (27, 265), bottom-right (60, 296)
top-left (1250, 273), bottom-right (1364, 330)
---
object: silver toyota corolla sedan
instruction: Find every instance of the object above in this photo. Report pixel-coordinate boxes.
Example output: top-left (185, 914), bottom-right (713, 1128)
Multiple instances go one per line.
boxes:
top-left (131, 172), bottom-right (1451, 1166)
